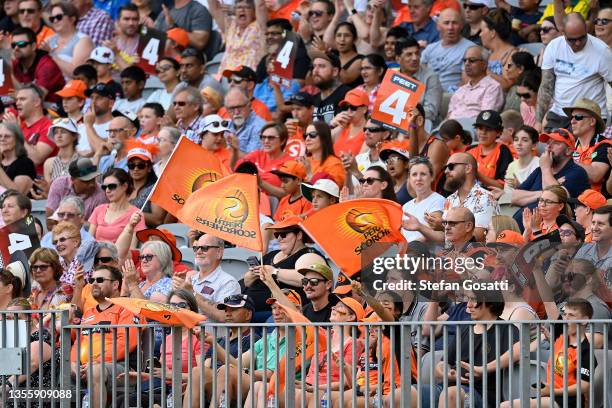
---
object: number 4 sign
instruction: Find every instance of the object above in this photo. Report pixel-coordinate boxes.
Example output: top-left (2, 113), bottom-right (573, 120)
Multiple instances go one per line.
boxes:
top-left (137, 27), bottom-right (167, 75)
top-left (371, 70), bottom-right (425, 134)
top-left (271, 31), bottom-right (298, 86)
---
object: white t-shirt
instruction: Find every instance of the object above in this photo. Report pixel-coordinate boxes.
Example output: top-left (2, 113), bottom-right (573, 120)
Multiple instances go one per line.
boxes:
top-left (542, 35), bottom-right (612, 118)
top-left (147, 88), bottom-right (175, 111)
top-left (401, 192), bottom-right (446, 242)
top-left (113, 98), bottom-right (146, 116)
top-left (503, 156), bottom-right (540, 193)
top-left (77, 121), bottom-right (110, 154)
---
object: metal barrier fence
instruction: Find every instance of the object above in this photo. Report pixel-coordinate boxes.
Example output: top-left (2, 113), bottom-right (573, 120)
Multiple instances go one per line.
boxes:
top-left (0, 310), bottom-right (610, 408)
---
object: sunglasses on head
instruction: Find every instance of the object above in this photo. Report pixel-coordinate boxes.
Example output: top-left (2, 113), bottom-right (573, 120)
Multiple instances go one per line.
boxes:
top-left (308, 10), bottom-right (324, 17)
top-left (94, 256), bottom-right (114, 264)
top-left (87, 277), bottom-right (114, 284)
top-left (463, 3), bottom-right (485, 10)
top-left (192, 245), bottom-right (220, 252)
top-left (11, 40), bottom-right (32, 49)
top-left (358, 177), bottom-right (381, 185)
top-left (302, 277), bottom-right (325, 286)
top-left (540, 26), bottom-right (556, 33)
top-left (364, 126), bottom-right (384, 133)
top-left (443, 162), bottom-right (468, 171)
top-left (208, 120), bottom-right (230, 129)
top-left (170, 301), bottom-right (188, 309)
top-left (128, 162), bottom-right (148, 170)
top-left (101, 183), bottom-right (119, 191)
top-left (49, 13), bottom-right (64, 23)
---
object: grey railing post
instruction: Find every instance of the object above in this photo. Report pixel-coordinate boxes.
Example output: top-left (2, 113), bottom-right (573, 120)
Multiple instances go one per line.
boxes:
top-left (519, 322), bottom-right (531, 408)
top-left (171, 326), bottom-right (182, 407)
top-left (59, 310), bottom-right (71, 408)
top-left (285, 324), bottom-right (296, 407)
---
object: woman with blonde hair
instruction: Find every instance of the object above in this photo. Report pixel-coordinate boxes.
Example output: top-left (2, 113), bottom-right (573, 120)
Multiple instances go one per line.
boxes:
top-left (523, 184), bottom-right (571, 241)
top-left (28, 247), bottom-right (67, 309)
top-left (485, 215), bottom-right (521, 243)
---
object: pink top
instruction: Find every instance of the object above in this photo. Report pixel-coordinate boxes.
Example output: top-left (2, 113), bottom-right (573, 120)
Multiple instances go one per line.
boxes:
top-left (88, 203), bottom-right (146, 243)
top-left (163, 333), bottom-right (205, 373)
top-left (243, 150), bottom-right (291, 187)
top-left (305, 336), bottom-right (364, 385)
top-left (520, 101), bottom-right (536, 127)
top-left (447, 75), bottom-right (505, 119)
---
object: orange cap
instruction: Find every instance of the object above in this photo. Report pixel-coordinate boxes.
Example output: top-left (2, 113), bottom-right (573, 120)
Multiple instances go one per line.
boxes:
top-left (539, 128), bottom-right (575, 151)
top-left (339, 88), bottom-right (369, 108)
top-left (339, 297), bottom-right (365, 321)
top-left (333, 284), bottom-right (352, 295)
top-left (576, 189), bottom-right (607, 210)
top-left (167, 28), bottom-right (190, 48)
top-left (265, 215), bottom-right (302, 230)
top-left (56, 80), bottom-right (87, 99)
top-left (270, 160), bottom-right (307, 180)
top-left (495, 230), bottom-right (525, 245)
top-left (266, 289), bottom-right (302, 308)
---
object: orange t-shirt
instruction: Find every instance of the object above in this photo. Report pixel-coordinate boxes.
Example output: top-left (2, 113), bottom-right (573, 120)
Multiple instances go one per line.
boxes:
top-left (244, 150), bottom-right (291, 187)
top-left (309, 155), bottom-right (346, 187)
top-left (334, 127), bottom-right (365, 157)
top-left (392, 0), bottom-right (460, 24)
top-left (219, 98), bottom-right (272, 122)
top-left (79, 285), bottom-right (97, 314)
top-left (468, 143), bottom-right (503, 180)
top-left (36, 26), bottom-right (55, 47)
top-left (529, 221), bottom-right (558, 240)
top-left (274, 194), bottom-right (312, 220)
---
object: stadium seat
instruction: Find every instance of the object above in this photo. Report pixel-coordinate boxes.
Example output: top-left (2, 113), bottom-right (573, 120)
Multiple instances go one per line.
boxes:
top-left (159, 223), bottom-right (190, 248)
top-left (221, 247), bottom-right (259, 280)
top-left (419, 350), bottom-right (445, 385)
top-left (518, 42), bottom-right (545, 58)
top-left (502, 359), bottom-right (547, 401)
top-left (179, 246), bottom-right (195, 269)
top-left (31, 199), bottom-right (47, 234)
top-left (593, 350), bottom-right (612, 408)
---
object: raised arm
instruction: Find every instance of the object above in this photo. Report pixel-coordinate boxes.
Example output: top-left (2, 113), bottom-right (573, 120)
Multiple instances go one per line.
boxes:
top-left (535, 69), bottom-right (556, 131)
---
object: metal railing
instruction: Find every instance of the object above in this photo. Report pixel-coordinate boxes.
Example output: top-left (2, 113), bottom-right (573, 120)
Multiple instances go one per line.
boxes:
top-left (0, 311), bottom-right (610, 408)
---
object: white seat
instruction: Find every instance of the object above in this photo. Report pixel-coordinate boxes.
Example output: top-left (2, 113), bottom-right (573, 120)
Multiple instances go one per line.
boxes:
top-left (221, 247), bottom-right (259, 280)
top-left (31, 199), bottom-right (48, 234)
top-left (518, 42), bottom-right (544, 58)
top-left (158, 223), bottom-right (190, 248)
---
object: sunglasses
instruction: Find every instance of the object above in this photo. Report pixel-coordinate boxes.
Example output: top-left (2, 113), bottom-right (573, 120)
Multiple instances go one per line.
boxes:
top-left (94, 256), bottom-right (114, 264)
top-left (101, 183), bottom-right (119, 191)
top-left (571, 114), bottom-right (589, 121)
top-left (559, 229), bottom-right (576, 237)
top-left (364, 126), bottom-right (385, 133)
top-left (345, 105), bottom-right (361, 112)
top-left (128, 162), bottom-right (148, 170)
top-left (516, 92), bottom-right (532, 99)
top-left (463, 3), bottom-right (485, 10)
top-left (156, 64), bottom-right (173, 73)
top-left (540, 26), bottom-right (556, 33)
top-left (52, 236), bottom-right (77, 246)
top-left (308, 10), bottom-right (324, 17)
top-left (595, 18), bottom-right (611, 26)
top-left (193, 245), bottom-right (220, 252)
top-left (57, 212), bottom-right (78, 219)
top-left (560, 272), bottom-right (584, 282)
top-left (260, 134), bottom-right (280, 141)
top-left (18, 7), bottom-right (36, 14)
top-left (302, 277), bottom-right (325, 286)
top-left (441, 220), bottom-right (466, 227)
top-left (170, 301), bottom-right (188, 309)
top-left (49, 13), bottom-right (64, 23)
top-left (304, 131), bottom-right (319, 139)
top-left (31, 264), bottom-right (50, 272)
top-left (565, 34), bottom-right (587, 44)
top-left (444, 162), bottom-right (468, 171)
top-left (358, 177), bottom-right (382, 185)
top-left (11, 40), bottom-right (32, 49)
top-left (273, 230), bottom-right (295, 240)
top-left (87, 277), bottom-right (114, 284)
top-left (173, 101), bottom-right (188, 107)
top-left (229, 77), bottom-right (245, 84)
top-left (139, 254), bottom-right (156, 262)
top-left (463, 57), bottom-right (482, 64)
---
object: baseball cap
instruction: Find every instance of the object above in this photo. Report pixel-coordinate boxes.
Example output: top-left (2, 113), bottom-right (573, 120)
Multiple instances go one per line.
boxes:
top-left (539, 128), bottom-right (575, 150)
top-left (301, 178), bottom-right (340, 202)
top-left (465, 0), bottom-right (494, 7)
top-left (339, 88), bottom-right (369, 108)
top-left (136, 228), bottom-right (182, 262)
top-left (298, 263), bottom-right (333, 281)
top-left (202, 114), bottom-right (231, 133)
top-left (127, 146), bottom-right (153, 162)
top-left (68, 158), bottom-right (99, 181)
top-left (270, 160), bottom-right (307, 180)
top-left (48, 117), bottom-right (79, 140)
top-left (495, 230), bottom-right (525, 245)
top-left (569, 189), bottom-right (607, 210)
top-left (379, 142), bottom-right (410, 162)
top-left (167, 28), bottom-right (190, 48)
top-left (56, 80), bottom-right (87, 99)
top-left (338, 297), bottom-right (365, 321)
top-left (216, 294), bottom-right (255, 312)
top-left (310, 50), bottom-right (341, 69)
top-left (265, 215), bottom-right (302, 230)
top-left (556, 214), bottom-right (586, 241)
top-left (85, 83), bottom-right (116, 99)
top-left (286, 92), bottom-right (314, 107)
top-left (266, 288), bottom-right (303, 308)
top-left (474, 110), bottom-right (503, 130)
top-left (112, 109), bottom-right (140, 130)
top-left (222, 65), bottom-right (257, 82)
top-left (88, 46), bottom-right (115, 64)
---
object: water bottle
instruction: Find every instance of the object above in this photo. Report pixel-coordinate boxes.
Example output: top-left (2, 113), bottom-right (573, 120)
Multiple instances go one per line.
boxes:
top-left (166, 392), bottom-right (173, 408)
top-left (218, 391), bottom-right (227, 408)
top-left (320, 396), bottom-right (328, 408)
top-left (82, 392), bottom-right (89, 408)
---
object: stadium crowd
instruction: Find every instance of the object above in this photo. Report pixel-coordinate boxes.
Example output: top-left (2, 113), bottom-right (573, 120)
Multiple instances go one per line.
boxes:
top-left (0, 0), bottom-right (611, 406)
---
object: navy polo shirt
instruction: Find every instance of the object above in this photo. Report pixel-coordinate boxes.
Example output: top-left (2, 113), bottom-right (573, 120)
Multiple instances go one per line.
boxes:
top-left (400, 18), bottom-right (440, 45)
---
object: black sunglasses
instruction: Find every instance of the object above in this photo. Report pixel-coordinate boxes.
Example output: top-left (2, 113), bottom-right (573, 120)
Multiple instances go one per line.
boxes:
top-left (94, 256), bottom-right (114, 264)
top-left (173, 101), bottom-right (188, 107)
top-left (302, 277), bottom-right (325, 286)
top-left (49, 13), bottom-right (64, 23)
top-left (273, 230), bottom-right (296, 240)
top-left (304, 131), bottom-right (319, 139)
top-left (595, 18), bottom-right (611, 26)
top-left (170, 301), bottom-right (188, 309)
top-left (565, 34), bottom-right (587, 44)
top-left (364, 126), bottom-right (385, 133)
top-left (463, 57), bottom-right (482, 64)
top-left (192, 245), bottom-right (220, 252)
top-left (52, 236), bottom-right (76, 246)
top-left (208, 120), bottom-right (230, 128)
top-left (463, 3), bottom-right (485, 10)
top-left (516, 92), bottom-right (532, 99)
top-left (11, 40), bottom-right (32, 49)
top-left (358, 177), bottom-right (382, 185)
top-left (345, 105), bottom-right (362, 112)
top-left (128, 162), bottom-right (148, 170)
top-left (101, 183), bottom-right (119, 191)
top-left (87, 277), bottom-right (114, 284)
top-left (139, 254), bottom-right (155, 262)
top-left (444, 162), bottom-right (468, 171)
top-left (308, 10), bottom-right (324, 17)
top-left (571, 114), bottom-right (589, 121)
top-left (18, 8), bottom-right (36, 14)
top-left (540, 26), bottom-right (556, 33)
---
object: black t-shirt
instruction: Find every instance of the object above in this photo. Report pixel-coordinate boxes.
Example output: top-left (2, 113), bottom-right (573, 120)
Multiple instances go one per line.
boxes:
top-left (2, 155), bottom-right (36, 181)
top-left (302, 295), bottom-right (339, 323)
top-left (312, 84), bottom-right (351, 124)
top-left (0, 16), bottom-right (17, 33)
top-left (240, 246), bottom-right (323, 311)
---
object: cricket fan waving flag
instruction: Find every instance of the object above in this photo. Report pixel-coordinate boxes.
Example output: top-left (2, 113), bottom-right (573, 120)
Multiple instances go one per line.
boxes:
top-left (300, 199), bottom-right (406, 276)
top-left (177, 173), bottom-right (264, 252)
top-left (150, 136), bottom-right (230, 217)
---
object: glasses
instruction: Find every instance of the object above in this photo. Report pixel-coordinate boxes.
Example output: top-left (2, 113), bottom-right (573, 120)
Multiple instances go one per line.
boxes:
top-left (94, 256), bottom-right (114, 264)
top-left (302, 277), bottom-right (325, 286)
top-left (308, 10), bottom-right (324, 17)
top-left (156, 64), bottom-right (173, 73)
top-left (260, 134), bottom-right (280, 141)
top-left (565, 34), bottom-right (587, 44)
top-left (52, 236), bottom-right (77, 246)
top-left (345, 105), bottom-right (361, 112)
top-left (18, 8), bottom-right (36, 14)
top-left (304, 131), bottom-right (319, 139)
top-left (537, 198), bottom-right (561, 206)
top-left (170, 301), bottom-right (188, 309)
top-left (560, 272), bottom-right (583, 282)
top-left (463, 3), bottom-right (485, 10)
top-left (444, 162), bottom-right (468, 171)
top-left (57, 212), bottom-right (79, 219)
top-left (128, 162), bottom-right (148, 170)
top-left (595, 18), bottom-right (611, 26)
top-left (87, 277), bottom-right (114, 284)
top-left (11, 40), bottom-right (32, 49)
top-left (31, 264), bottom-right (50, 272)
top-left (106, 128), bottom-right (126, 135)
top-left (193, 245), bottom-right (220, 252)
top-left (462, 57), bottom-right (482, 64)
top-left (226, 103), bottom-right (248, 112)
top-left (559, 229), bottom-right (576, 237)
top-left (571, 114), bottom-right (589, 121)
top-left (359, 177), bottom-right (382, 185)
top-left (385, 156), bottom-right (404, 164)
top-left (364, 126), bottom-right (385, 133)
top-left (49, 13), bottom-right (64, 23)
top-left (229, 77), bottom-right (245, 85)
top-left (139, 254), bottom-right (156, 262)
top-left (101, 183), bottom-right (119, 191)
top-left (516, 92), bottom-right (532, 99)
top-left (540, 26), bottom-right (556, 33)
top-left (441, 220), bottom-right (466, 227)
top-left (273, 230), bottom-right (295, 240)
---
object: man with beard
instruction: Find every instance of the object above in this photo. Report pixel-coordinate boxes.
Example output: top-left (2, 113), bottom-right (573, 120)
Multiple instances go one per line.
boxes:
top-left (311, 51), bottom-right (350, 124)
top-left (105, 4), bottom-right (141, 70)
top-left (70, 266), bottom-right (138, 408)
top-left (342, 118), bottom-right (391, 185)
top-left (177, 48), bottom-right (222, 91)
top-left (299, 262), bottom-right (338, 322)
top-left (511, 129), bottom-right (589, 228)
top-left (225, 87), bottom-right (265, 159)
top-left (82, 83), bottom-right (116, 153)
top-left (95, 112), bottom-right (138, 173)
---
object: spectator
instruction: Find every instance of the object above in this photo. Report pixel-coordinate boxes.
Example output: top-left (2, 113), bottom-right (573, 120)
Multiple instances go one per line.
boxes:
top-left (396, 37), bottom-right (442, 128)
top-left (357, 165), bottom-right (397, 202)
top-left (221, 65), bottom-right (272, 121)
top-left (438, 119), bottom-right (472, 154)
top-left (355, 53), bottom-right (386, 113)
top-left (302, 121), bottom-right (346, 188)
top-left (88, 168), bottom-right (146, 242)
top-left (0, 123), bottom-right (36, 194)
top-left (284, 92), bottom-right (314, 142)
top-left (447, 46), bottom-right (504, 119)
top-left (495, 0), bottom-right (542, 45)
top-left (536, 16), bottom-right (561, 66)
top-left (556, 214), bottom-right (586, 244)
top-left (155, 0), bottom-right (214, 52)
top-left (575, 205), bottom-right (612, 287)
top-left (343, 118), bottom-right (391, 184)
top-left (380, 144), bottom-right (411, 204)
top-left (125, 142), bottom-right (165, 227)
top-left (400, 0), bottom-right (440, 47)
top-left (571, 189), bottom-right (607, 242)
top-left (201, 86), bottom-right (223, 116)
top-left (595, 7), bottom-right (612, 47)
top-left (484, 215), bottom-right (521, 242)
top-left (332, 88), bottom-right (368, 157)
top-left (311, 51), bottom-right (351, 124)
top-left (253, 54), bottom-right (301, 117)
top-left (41, 195), bottom-right (94, 249)
top-left (298, 0), bottom-right (335, 52)
top-left (153, 127), bottom-right (181, 177)
top-left (0, 0), bottom-right (19, 33)
top-left (0, 267), bottom-right (24, 309)
top-left (241, 122), bottom-right (291, 190)
top-left (42, 118), bottom-right (80, 184)
top-left (423, 8), bottom-right (475, 92)
top-left (516, 70), bottom-right (541, 127)
top-left (502, 51), bottom-right (538, 111)
top-left (146, 57), bottom-right (181, 110)
top-left (522, 184), bottom-right (571, 240)
top-left (55, 80), bottom-right (88, 151)
top-left (75, 0), bottom-right (114, 46)
top-left (10, 27), bottom-right (65, 102)
top-left (17, 0), bottom-right (54, 46)
top-left (461, 0), bottom-right (490, 45)
top-left (121, 240), bottom-right (174, 301)
top-left (270, 161), bottom-right (312, 220)
top-left (51, 221), bottom-right (84, 294)
top-left (87, 47), bottom-right (123, 98)
top-left (0, 190), bottom-right (30, 226)
top-left (383, 25), bottom-right (409, 68)
top-left (480, 8), bottom-right (517, 90)
top-left (502, 125), bottom-right (540, 193)
top-left (298, 262), bottom-right (339, 322)
top-left (69, 265), bottom-right (138, 408)
top-left (46, 158), bottom-right (106, 221)
top-left (443, 206), bottom-right (478, 250)
top-left (499, 110), bottom-right (523, 153)
top-left (82, 83), bottom-right (115, 154)
top-left (467, 110), bottom-right (514, 189)
top-left (163, 27), bottom-right (191, 62)
top-left (105, 4), bottom-right (140, 70)
top-left (43, 2), bottom-right (94, 79)
top-left (27, 248), bottom-right (66, 309)
top-left (96, 111), bottom-right (139, 173)
top-left (212, 0), bottom-right (267, 72)
top-left (323, 22), bottom-right (363, 88)
top-left (537, 13), bottom-right (612, 132)
top-left (174, 86), bottom-right (207, 145)
top-left (225, 87), bottom-right (266, 158)
top-left (199, 114), bottom-right (231, 169)
top-left (172, 233), bottom-right (241, 321)
top-left (178, 48), bottom-right (221, 91)
top-left (301, 177), bottom-right (340, 212)
top-left (137, 103), bottom-right (164, 143)
top-left (113, 66), bottom-right (147, 115)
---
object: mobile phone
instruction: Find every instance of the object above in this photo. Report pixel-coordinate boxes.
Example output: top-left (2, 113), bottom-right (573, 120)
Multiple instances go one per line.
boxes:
top-left (246, 256), bottom-right (259, 268)
top-left (145, 357), bottom-right (161, 373)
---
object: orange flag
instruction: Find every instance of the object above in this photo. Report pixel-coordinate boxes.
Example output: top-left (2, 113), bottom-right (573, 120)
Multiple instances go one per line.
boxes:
top-left (300, 199), bottom-right (406, 276)
top-left (150, 136), bottom-right (230, 217)
top-left (107, 297), bottom-right (206, 328)
top-left (267, 303), bottom-right (327, 400)
top-left (176, 173), bottom-right (263, 252)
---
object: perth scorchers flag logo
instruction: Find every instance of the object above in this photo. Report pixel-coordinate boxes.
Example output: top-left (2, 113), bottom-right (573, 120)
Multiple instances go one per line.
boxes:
top-left (150, 137), bottom-right (230, 217)
top-left (300, 199), bottom-right (405, 276)
top-left (177, 173), bottom-right (263, 252)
